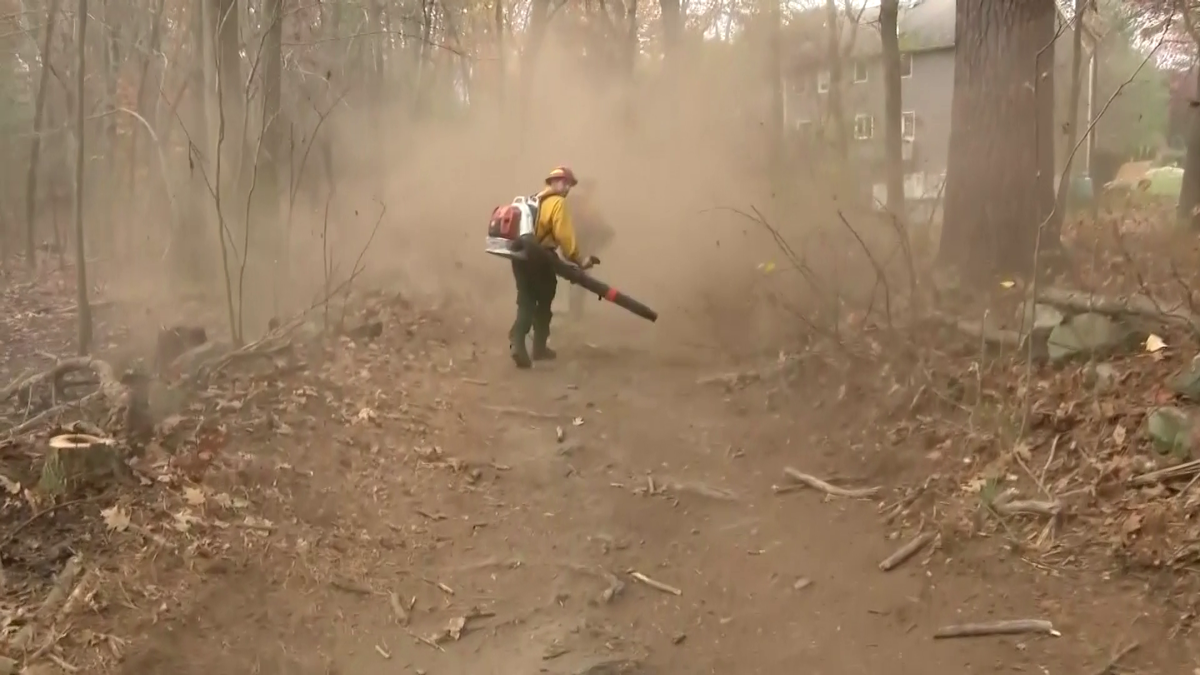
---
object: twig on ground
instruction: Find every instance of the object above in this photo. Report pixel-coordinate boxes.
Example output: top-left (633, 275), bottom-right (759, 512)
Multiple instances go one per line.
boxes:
top-left (878, 532), bottom-right (935, 571)
top-left (9, 556), bottom-right (84, 652)
top-left (782, 467), bottom-right (882, 499)
top-left (3, 392), bottom-right (101, 439)
top-left (661, 479), bottom-right (738, 502)
top-left (1130, 459), bottom-right (1200, 486)
top-left (482, 405), bottom-right (565, 420)
top-left (0, 497), bottom-right (99, 548)
top-left (993, 499), bottom-right (1062, 517)
top-left (1089, 641), bottom-right (1139, 675)
top-left (933, 619), bottom-right (1059, 639)
top-left (629, 571), bottom-right (682, 596)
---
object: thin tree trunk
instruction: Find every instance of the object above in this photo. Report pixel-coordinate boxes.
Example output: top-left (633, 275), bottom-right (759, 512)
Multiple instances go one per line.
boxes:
top-left (24, 0), bottom-right (63, 270)
top-left (939, 0), bottom-right (1056, 281)
top-left (518, 0), bottom-right (550, 130)
top-left (494, 0), bottom-right (506, 108)
top-left (764, 0), bottom-right (782, 183)
top-left (259, 0), bottom-right (284, 316)
top-left (1047, 0), bottom-right (1085, 246)
top-left (130, 0), bottom-right (167, 194)
top-left (880, 0), bottom-right (904, 219)
top-left (74, 0), bottom-right (93, 355)
top-left (1180, 66), bottom-right (1200, 226)
top-left (823, 0), bottom-right (847, 160)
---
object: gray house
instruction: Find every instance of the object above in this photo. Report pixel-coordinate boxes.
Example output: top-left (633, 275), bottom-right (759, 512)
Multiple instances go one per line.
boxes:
top-left (784, 0), bottom-right (1100, 207)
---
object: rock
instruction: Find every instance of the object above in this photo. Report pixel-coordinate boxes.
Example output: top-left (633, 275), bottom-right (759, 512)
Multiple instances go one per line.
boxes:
top-left (1169, 359), bottom-right (1200, 400)
top-left (1017, 301), bottom-right (1066, 335)
top-left (1046, 312), bottom-right (1129, 363)
top-left (1082, 362), bottom-right (1118, 392)
top-left (1146, 406), bottom-right (1194, 458)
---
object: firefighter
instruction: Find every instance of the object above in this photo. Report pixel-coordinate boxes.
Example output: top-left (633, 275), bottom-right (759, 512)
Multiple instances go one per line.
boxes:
top-left (509, 166), bottom-right (597, 368)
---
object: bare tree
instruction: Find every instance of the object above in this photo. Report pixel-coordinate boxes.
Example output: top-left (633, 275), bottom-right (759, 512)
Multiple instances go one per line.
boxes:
top-left (24, 0), bottom-right (64, 270)
top-left (1051, 0), bottom-right (1087, 241)
top-left (823, 0), bottom-right (848, 159)
top-left (879, 0), bottom-right (904, 219)
top-left (74, 0), bottom-right (93, 355)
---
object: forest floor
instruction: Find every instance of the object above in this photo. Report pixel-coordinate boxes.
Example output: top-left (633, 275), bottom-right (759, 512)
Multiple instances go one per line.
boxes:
top-left (1, 250), bottom-right (1199, 675)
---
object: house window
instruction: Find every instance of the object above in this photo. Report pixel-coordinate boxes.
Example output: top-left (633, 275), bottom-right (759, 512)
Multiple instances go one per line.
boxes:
top-left (853, 60), bottom-right (868, 83)
top-left (901, 111), bottom-right (916, 141)
top-left (854, 114), bottom-right (874, 140)
top-left (817, 69), bottom-right (830, 93)
top-left (899, 52), bottom-right (913, 78)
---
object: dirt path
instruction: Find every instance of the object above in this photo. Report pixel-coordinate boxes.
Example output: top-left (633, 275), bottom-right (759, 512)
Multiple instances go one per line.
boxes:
top-left (115, 314), bottom-right (1188, 675)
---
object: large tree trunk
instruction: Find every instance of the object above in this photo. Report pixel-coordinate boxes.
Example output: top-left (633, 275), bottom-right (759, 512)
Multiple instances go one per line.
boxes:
top-left (74, 0), bottom-right (93, 355)
top-left (1179, 65), bottom-right (1200, 226)
top-left (939, 0), bottom-right (1056, 282)
top-left (879, 0), bottom-right (904, 219)
top-left (24, 0), bottom-right (63, 270)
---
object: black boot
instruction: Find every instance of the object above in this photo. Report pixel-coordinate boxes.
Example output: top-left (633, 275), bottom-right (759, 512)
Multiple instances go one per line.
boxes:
top-left (510, 338), bottom-right (532, 369)
top-left (531, 334), bottom-right (557, 361)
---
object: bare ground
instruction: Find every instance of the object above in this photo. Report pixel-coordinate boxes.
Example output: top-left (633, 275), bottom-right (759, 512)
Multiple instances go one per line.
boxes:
top-left (81, 298), bottom-right (1195, 675)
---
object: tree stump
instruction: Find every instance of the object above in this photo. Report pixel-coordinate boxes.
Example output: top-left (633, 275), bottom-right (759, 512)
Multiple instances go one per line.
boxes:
top-left (38, 434), bottom-right (128, 496)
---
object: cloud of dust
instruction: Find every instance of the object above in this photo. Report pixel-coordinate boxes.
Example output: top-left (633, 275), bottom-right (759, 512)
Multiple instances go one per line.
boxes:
top-left (290, 35), bottom-right (834, 354)
top-left (108, 33), bottom-right (877, 358)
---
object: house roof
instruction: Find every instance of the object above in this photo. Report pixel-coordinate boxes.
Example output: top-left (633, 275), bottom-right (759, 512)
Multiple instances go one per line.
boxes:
top-left (783, 0), bottom-right (1100, 68)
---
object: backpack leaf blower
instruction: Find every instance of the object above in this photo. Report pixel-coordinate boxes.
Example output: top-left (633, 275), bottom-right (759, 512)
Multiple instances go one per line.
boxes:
top-left (522, 240), bottom-right (658, 323)
top-left (487, 198), bottom-right (658, 323)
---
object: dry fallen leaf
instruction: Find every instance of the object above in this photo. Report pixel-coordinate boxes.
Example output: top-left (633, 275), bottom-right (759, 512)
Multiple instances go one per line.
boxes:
top-left (1145, 334), bottom-right (1167, 353)
top-left (171, 510), bottom-right (203, 532)
top-left (0, 474), bottom-right (20, 495)
top-left (1113, 424), bottom-right (1128, 446)
top-left (101, 505), bottom-right (130, 532)
top-left (182, 486), bottom-right (206, 506)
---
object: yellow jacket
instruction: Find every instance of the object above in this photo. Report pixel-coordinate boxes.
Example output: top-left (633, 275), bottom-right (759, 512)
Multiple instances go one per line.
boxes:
top-left (533, 190), bottom-right (582, 264)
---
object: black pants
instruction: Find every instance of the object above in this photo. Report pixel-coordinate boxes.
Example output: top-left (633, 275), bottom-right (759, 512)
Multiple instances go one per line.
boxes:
top-left (510, 257), bottom-right (558, 347)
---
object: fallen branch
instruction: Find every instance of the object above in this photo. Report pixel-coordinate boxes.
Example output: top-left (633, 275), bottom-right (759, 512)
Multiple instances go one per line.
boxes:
top-left (629, 571), bottom-right (682, 596)
top-left (933, 619), bottom-right (1059, 639)
top-left (182, 267), bottom-right (367, 387)
top-left (9, 556), bottom-right (83, 652)
top-left (1129, 459), bottom-right (1200, 486)
top-left (661, 479), bottom-right (738, 502)
top-left (993, 499), bottom-right (1063, 517)
top-left (934, 313), bottom-right (1024, 348)
top-left (3, 392), bottom-right (101, 439)
top-left (782, 467), bottom-right (881, 499)
top-left (878, 532), bottom-right (935, 571)
top-left (482, 405), bottom-right (565, 420)
top-left (1037, 286), bottom-right (1200, 335)
top-left (0, 357), bottom-right (135, 437)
